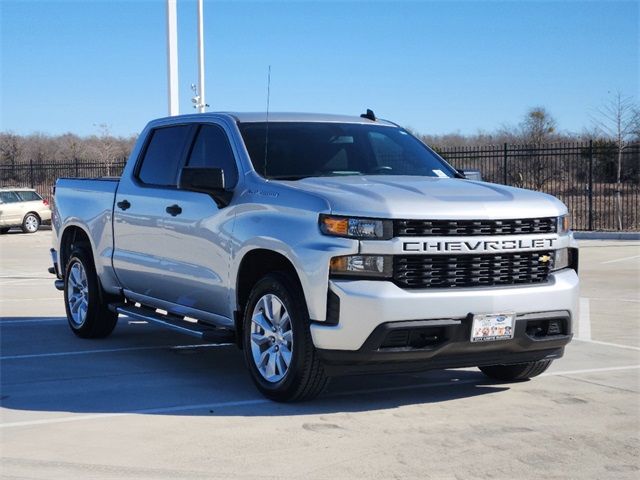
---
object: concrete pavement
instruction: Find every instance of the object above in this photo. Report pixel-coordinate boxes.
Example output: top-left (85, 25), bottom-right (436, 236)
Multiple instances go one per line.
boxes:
top-left (1, 231), bottom-right (638, 479)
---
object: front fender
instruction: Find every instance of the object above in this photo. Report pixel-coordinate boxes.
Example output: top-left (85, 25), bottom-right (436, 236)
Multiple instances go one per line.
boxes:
top-left (230, 206), bottom-right (356, 321)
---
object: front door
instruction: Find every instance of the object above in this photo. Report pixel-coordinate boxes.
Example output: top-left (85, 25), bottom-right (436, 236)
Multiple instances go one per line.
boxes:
top-left (112, 122), bottom-right (239, 320)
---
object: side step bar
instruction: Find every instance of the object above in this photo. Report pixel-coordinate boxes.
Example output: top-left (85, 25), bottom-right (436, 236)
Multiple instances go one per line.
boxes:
top-left (111, 304), bottom-right (235, 343)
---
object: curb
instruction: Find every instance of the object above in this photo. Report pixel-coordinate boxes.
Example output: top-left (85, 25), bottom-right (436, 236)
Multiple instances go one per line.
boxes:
top-left (574, 231), bottom-right (640, 240)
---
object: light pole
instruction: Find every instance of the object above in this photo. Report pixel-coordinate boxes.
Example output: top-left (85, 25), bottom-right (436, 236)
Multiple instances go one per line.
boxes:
top-left (196, 0), bottom-right (206, 113)
top-left (166, 0), bottom-right (179, 116)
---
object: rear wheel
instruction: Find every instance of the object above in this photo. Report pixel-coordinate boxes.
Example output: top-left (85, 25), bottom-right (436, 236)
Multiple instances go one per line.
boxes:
top-left (242, 272), bottom-right (328, 402)
top-left (21, 213), bottom-right (40, 233)
top-left (479, 360), bottom-right (552, 381)
top-left (64, 247), bottom-right (118, 338)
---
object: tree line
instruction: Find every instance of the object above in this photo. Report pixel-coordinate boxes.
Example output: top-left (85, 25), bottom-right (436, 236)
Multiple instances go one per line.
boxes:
top-left (2, 95), bottom-right (638, 172)
top-left (0, 125), bottom-right (136, 171)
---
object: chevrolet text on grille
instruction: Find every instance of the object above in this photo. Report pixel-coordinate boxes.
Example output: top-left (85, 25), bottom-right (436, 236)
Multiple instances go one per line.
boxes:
top-left (402, 238), bottom-right (557, 253)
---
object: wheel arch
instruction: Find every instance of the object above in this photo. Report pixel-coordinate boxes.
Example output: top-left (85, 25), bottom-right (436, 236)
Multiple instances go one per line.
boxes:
top-left (235, 248), bottom-right (306, 348)
top-left (23, 210), bottom-right (41, 222)
top-left (59, 225), bottom-right (95, 273)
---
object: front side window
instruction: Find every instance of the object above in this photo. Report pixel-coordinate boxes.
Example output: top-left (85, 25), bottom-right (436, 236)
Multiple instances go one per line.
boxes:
top-left (187, 125), bottom-right (239, 188)
top-left (238, 122), bottom-right (457, 180)
top-left (0, 191), bottom-right (20, 204)
top-left (137, 125), bottom-right (193, 187)
top-left (15, 191), bottom-right (41, 202)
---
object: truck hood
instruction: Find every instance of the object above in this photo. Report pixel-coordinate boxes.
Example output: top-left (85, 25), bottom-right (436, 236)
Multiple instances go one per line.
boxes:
top-left (285, 176), bottom-right (567, 219)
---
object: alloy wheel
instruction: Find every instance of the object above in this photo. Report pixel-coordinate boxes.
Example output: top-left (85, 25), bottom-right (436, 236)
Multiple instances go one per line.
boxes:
top-left (67, 261), bottom-right (89, 326)
top-left (250, 293), bottom-right (293, 383)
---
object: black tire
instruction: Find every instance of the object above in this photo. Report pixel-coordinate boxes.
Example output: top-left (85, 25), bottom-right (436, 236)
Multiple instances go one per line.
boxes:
top-left (479, 359), bottom-right (552, 381)
top-left (21, 212), bottom-right (40, 233)
top-left (64, 247), bottom-right (118, 338)
top-left (0, 228), bottom-right (10, 234)
top-left (242, 272), bottom-right (328, 402)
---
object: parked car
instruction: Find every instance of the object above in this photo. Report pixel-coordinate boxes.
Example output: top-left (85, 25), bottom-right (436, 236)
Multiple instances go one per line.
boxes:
top-left (51, 112), bottom-right (579, 401)
top-left (0, 187), bottom-right (52, 233)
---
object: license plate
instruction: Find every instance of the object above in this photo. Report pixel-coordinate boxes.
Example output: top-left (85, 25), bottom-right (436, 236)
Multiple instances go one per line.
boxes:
top-left (470, 313), bottom-right (515, 342)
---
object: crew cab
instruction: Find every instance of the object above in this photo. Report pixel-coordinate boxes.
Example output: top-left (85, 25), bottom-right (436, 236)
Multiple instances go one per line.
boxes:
top-left (50, 112), bottom-right (579, 401)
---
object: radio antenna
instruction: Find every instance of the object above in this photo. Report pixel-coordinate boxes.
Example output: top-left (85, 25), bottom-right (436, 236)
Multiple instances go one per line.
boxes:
top-left (263, 65), bottom-right (271, 178)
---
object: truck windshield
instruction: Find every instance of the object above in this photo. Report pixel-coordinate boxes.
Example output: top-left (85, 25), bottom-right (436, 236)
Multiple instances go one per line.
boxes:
top-left (238, 122), bottom-right (458, 180)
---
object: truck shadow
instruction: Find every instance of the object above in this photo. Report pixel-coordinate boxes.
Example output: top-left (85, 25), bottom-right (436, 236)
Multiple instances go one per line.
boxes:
top-left (0, 317), bottom-right (510, 418)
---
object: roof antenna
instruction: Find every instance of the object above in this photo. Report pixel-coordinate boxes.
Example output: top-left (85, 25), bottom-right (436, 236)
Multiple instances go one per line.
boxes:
top-left (263, 65), bottom-right (271, 178)
top-left (360, 108), bottom-right (376, 121)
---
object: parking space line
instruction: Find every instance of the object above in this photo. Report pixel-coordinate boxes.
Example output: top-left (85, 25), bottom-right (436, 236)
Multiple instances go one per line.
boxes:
top-left (0, 298), bottom-right (61, 302)
top-left (0, 343), bottom-right (230, 360)
top-left (542, 365), bottom-right (640, 376)
top-left (572, 338), bottom-right (640, 351)
top-left (578, 297), bottom-right (591, 340)
top-left (2, 365), bottom-right (639, 429)
top-left (586, 296), bottom-right (639, 303)
top-left (600, 254), bottom-right (640, 265)
top-left (0, 379), bottom-right (482, 429)
top-left (0, 399), bottom-right (270, 429)
top-left (0, 318), bottom-right (66, 325)
top-left (0, 276), bottom-right (52, 279)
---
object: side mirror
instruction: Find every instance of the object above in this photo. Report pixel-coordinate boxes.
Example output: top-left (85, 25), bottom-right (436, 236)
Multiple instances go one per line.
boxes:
top-left (458, 169), bottom-right (482, 181)
top-left (179, 167), bottom-right (232, 207)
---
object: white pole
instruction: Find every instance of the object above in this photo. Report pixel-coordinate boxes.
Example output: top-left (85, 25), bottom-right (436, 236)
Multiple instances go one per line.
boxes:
top-left (166, 0), bottom-right (179, 116)
top-left (196, 0), bottom-right (206, 113)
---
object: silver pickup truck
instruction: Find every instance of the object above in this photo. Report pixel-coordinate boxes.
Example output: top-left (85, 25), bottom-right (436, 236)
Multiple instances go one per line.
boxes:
top-left (51, 112), bottom-right (579, 401)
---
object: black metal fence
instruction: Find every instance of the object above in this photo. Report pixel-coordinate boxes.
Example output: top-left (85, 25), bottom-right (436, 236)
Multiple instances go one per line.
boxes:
top-left (0, 159), bottom-right (127, 200)
top-left (437, 142), bottom-right (640, 231)
top-left (1, 142), bottom-right (639, 231)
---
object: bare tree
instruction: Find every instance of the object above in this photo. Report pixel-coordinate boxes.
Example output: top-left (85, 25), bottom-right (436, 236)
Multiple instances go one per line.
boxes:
top-left (88, 123), bottom-right (120, 176)
top-left (514, 107), bottom-right (560, 190)
top-left (0, 133), bottom-right (23, 183)
top-left (520, 107), bottom-right (557, 144)
top-left (592, 92), bottom-right (640, 230)
top-left (56, 133), bottom-right (86, 163)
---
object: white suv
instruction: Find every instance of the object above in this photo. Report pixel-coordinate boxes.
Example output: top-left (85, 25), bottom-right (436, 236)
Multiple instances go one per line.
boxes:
top-left (0, 187), bottom-right (52, 233)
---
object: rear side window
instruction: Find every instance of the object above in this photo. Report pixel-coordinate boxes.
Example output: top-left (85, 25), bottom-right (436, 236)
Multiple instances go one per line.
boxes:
top-left (138, 125), bottom-right (193, 187)
top-left (15, 191), bottom-right (41, 201)
top-left (187, 125), bottom-right (239, 188)
top-left (0, 191), bottom-right (19, 203)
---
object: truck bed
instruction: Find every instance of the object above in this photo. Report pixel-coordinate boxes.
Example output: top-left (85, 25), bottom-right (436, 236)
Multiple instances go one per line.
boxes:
top-left (53, 177), bottom-right (120, 288)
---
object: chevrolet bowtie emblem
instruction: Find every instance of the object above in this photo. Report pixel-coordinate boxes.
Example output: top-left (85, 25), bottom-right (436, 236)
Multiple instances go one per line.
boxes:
top-left (539, 255), bottom-right (551, 263)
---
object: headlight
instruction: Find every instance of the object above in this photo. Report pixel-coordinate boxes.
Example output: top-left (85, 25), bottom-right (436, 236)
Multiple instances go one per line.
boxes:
top-left (557, 214), bottom-right (571, 234)
top-left (319, 215), bottom-right (392, 239)
top-left (553, 248), bottom-right (569, 270)
top-left (330, 255), bottom-right (393, 278)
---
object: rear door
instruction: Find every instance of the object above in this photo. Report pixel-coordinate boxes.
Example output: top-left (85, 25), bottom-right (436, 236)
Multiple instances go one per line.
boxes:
top-left (15, 190), bottom-right (48, 220)
top-left (0, 191), bottom-right (22, 226)
top-left (112, 122), bottom-right (239, 321)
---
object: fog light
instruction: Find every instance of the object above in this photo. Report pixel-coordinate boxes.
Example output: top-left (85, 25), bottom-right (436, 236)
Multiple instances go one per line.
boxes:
top-left (553, 248), bottom-right (569, 270)
top-left (330, 255), bottom-right (392, 278)
top-left (557, 214), bottom-right (571, 234)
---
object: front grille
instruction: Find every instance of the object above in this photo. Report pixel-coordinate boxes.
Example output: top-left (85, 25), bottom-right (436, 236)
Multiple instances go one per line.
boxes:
top-left (394, 217), bottom-right (557, 236)
top-left (394, 251), bottom-right (554, 289)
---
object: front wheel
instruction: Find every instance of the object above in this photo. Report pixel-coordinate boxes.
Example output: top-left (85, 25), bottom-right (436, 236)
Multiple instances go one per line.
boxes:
top-left (242, 272), bottom-right (328, 402)
top-left (64, 247), bottom-right (118, 338)
top-left (479, 359), bottom-right (552, 381)
top-left (22, 213), bottom-right (40, 233)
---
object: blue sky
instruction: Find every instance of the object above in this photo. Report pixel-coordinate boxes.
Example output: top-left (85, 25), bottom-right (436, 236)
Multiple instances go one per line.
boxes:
top-left (1, 0), bottom-right (638, 137)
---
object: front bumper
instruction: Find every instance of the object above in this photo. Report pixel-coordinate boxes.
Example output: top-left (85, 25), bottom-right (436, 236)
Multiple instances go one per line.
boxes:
top-left (310, 269), bottom-right (578, 367)
top-left (317, 311), bottom-right (571, 375)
